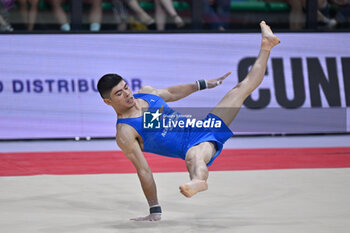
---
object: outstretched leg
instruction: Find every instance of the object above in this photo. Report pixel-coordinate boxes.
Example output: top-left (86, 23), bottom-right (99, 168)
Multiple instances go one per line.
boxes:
top-left (180, 21), bottom-right (279, 198)
top-left (211, 21), bottom-right (280, 127)
top-left (180, 142), bottom-right (216, 198)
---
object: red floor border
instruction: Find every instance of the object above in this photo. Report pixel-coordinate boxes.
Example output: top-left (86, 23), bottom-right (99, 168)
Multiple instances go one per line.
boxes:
top-left (1, 147), bottom-right (350, 176)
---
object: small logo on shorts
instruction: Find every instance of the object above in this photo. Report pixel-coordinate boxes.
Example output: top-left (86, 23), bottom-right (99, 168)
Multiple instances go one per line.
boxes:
top-left (143, 109), bottom-right (162, 129)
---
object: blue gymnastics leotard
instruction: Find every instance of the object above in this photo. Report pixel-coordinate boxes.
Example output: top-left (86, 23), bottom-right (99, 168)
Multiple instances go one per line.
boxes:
top-left (117, 93), bottom-right (233, 166)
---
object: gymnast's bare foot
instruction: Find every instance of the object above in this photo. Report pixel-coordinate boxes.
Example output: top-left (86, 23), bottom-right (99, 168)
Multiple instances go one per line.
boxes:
top-left (179, 179), bottom-right (208, 198)
top-left (260, 21), bottom-right (280, 51)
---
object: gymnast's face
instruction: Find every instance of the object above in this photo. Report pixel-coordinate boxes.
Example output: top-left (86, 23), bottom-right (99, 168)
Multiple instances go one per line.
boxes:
top-left (104, 80), bottom-right (135, 112)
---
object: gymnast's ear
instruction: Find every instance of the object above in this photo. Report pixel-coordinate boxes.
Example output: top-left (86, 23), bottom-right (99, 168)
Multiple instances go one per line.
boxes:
top-left (103, 98), bottom-right (112, 106)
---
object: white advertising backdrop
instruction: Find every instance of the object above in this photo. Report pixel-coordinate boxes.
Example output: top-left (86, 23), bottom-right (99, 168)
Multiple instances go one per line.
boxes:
top-left (0, 33), bottom-right (349, 139)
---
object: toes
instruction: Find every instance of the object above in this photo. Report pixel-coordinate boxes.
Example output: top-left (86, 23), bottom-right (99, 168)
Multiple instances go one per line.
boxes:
top-left (180, 189), bottom-right (190, 198)
top-left (179, 186), bottom-right (192, 198)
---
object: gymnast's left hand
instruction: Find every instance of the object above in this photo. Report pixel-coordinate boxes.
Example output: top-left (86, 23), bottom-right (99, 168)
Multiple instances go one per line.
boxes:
top-left (206, 72), bottom-right (231, 89)
top-left (130, 213), bottom-right (161, 221)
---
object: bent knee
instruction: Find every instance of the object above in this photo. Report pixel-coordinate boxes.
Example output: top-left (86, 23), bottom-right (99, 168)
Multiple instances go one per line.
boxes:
top-left (185, 151), bottom-right (200, 163)
top-left (185, 144), bottom-right (214, 165)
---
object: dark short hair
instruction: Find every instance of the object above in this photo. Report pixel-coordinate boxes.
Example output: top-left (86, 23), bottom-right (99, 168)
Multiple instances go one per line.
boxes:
top-left (97, 73), bottom-right (124, 99)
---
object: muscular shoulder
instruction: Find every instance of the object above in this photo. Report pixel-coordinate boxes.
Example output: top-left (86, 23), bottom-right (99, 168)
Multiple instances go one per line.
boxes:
top-left (137, 85), bottom-right (159, 95)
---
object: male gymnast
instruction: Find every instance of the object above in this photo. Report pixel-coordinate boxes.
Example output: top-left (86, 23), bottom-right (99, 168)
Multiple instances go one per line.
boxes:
top-left (97, 21), bottom-right (280, 221)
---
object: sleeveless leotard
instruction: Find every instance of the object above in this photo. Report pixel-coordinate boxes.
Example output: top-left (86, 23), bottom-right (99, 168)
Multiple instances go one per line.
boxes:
top-left (117, 93), bottom-right (233, 166)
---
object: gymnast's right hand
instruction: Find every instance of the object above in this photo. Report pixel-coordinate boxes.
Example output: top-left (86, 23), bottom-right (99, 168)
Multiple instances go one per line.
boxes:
top-left (130, 213), bottom-right (161, 221)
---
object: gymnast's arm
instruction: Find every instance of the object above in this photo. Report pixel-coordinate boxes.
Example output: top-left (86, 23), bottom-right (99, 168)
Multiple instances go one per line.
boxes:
top-left (116, 124), bottom-right (161, 221)
top-left (138, 72), bottom-right (231, 102)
